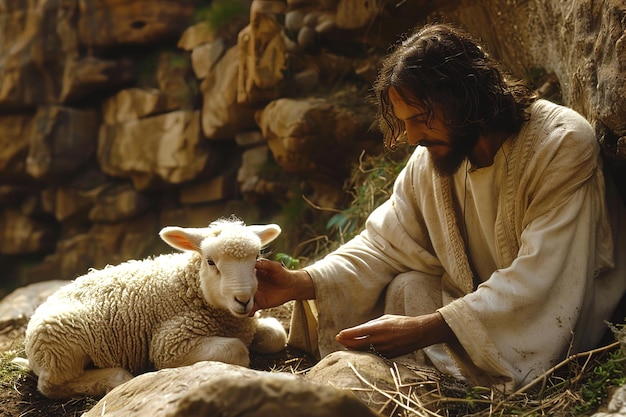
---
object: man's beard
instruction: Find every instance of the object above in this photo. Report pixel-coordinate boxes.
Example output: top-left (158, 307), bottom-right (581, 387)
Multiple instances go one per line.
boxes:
top-left (431, 129), bottom-right (480, 176)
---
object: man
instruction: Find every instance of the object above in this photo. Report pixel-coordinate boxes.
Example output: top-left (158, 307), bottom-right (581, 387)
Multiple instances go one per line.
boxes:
top-left (252, 23), bottom-right (626, 390)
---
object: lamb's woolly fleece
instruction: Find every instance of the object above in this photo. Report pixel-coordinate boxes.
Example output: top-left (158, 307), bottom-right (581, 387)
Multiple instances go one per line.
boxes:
top-left (25, 252), bottom-right (257, 376)
top-left (206, 228), bottom-right (261, 259)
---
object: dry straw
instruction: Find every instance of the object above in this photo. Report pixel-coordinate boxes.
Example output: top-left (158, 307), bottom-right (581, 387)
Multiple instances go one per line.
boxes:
top-left (341, 340), bottom-right (624, 417)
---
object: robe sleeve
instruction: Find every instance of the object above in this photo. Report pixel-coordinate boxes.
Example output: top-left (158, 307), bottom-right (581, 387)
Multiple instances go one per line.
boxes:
top-left (304, 148), bottom-right (444, 356)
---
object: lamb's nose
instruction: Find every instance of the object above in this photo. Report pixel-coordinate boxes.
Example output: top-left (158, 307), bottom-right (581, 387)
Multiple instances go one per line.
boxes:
top-left (234, 296), bottom-right (251, 308)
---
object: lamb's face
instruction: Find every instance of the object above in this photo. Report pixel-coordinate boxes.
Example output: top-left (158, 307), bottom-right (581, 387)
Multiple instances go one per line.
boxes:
top-left (159, 220), bottom-right (282, 317)
top-left (199, 230), bottom-right (261, 316)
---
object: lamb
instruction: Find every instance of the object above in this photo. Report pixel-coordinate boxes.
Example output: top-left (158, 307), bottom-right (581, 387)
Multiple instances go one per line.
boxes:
top-left (23, 217), bottom-right (288, 399)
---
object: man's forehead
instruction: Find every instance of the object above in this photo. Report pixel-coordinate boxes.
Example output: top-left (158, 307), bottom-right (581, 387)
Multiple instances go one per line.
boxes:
top-left (389, 87), bottom-right (428, 118)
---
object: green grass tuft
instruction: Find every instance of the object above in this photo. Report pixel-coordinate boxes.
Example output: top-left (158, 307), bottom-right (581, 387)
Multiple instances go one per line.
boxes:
top-left (0, 346), bottom-right (28, 390)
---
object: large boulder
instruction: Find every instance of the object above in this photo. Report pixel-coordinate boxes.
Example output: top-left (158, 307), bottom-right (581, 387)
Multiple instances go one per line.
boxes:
top-left (98, 110), bottom-right (210, 189)
top-left (0, 0), bottom-right (70, 108)
top-left (0, 1), bottom-right (139, 108)
top-left (83, 360), bottom-right (380, 417)
top-left (88, 182), bottom-right (153, 223)
top-left (237, 0), bottom-right (287, 104)
top-left (0, 209), bottom-right (56, 255)
top-left (191, 39), bottom-right (226, 80)
top-left (59, 56), bottom-right (135, 103)
top-left (305, 350), bottom-right (445, 416)
top-left (0, 113), bottom-right (33, 180)
top-left (26, 105), bottom-right (99, 180)
top-left (102, 88), bottom-right (181, 124)
top-left (200, 45), bottom-right (257, 140)
top-left (77, 0), bottom-right (194, 48)
top-left (256, 90), bottom-right (381, 183)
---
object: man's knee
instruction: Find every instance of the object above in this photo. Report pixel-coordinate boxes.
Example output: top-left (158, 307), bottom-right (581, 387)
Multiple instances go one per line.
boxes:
top-left (385, 271), bottom-right (442, 315)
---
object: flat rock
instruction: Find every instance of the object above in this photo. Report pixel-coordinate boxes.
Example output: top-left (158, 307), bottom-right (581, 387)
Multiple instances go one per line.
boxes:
top-left (83, 360), bottom-right (380, 417)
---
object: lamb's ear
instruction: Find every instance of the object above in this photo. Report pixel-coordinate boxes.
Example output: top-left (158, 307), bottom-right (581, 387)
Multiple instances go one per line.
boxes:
top-left (159, 226), bottom-right (204, 252)
top-left (249, 224), bottom-right (281, 246)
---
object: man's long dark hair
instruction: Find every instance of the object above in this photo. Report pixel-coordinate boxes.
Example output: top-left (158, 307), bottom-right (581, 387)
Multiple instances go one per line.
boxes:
top-left (374, 23), bottom-right (537, 149)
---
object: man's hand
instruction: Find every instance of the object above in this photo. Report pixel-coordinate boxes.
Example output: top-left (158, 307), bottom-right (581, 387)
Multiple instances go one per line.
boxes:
top-left (252, 259), bottom-right (315, 315)
top-left (335, 312), bottom-right (455, 358)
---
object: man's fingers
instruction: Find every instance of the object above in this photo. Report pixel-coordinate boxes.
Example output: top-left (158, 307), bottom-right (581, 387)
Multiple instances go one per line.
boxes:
top-left (255, 258), bottom-right (272, 272)
top-left (255, 259), bottom-right (285, 276)
top-left (338, 337), bottom-right (371, 350)
top-left (336, 330), bottom-right (372, 349)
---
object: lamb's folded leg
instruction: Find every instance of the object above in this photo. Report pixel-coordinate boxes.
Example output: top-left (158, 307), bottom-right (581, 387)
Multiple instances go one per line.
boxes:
top-left (26, 341), bottom-right (134, 399)
top-left (37, 367), bottom-right (133, 399)
top-left (250, 316), bottom-right (287, 354)
top-left (153, 335), bottom-right (251, 368)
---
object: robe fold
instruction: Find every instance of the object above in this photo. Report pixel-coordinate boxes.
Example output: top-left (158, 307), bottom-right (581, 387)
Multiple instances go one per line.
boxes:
top-left (291, 99), bottom-right (626, 390)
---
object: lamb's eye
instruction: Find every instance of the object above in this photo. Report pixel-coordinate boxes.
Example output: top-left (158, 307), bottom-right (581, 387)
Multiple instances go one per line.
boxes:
top-left (207, 259), bottom-right (215, 266)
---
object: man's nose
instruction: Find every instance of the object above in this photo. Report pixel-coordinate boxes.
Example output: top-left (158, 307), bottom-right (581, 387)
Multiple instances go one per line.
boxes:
top-left (405, 126), bottom-right (422, 146)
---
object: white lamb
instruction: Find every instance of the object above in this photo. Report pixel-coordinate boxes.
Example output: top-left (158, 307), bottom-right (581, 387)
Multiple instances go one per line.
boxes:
top-left (23, 217), bottom-right (287, 399)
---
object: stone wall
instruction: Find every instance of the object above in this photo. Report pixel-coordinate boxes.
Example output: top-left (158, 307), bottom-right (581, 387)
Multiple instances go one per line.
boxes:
top-left (1, 0), bottom-right (624, 295)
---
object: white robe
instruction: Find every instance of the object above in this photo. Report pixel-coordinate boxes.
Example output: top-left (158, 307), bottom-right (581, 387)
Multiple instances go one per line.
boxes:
top-left (293, 100), bottom-right (626, 390)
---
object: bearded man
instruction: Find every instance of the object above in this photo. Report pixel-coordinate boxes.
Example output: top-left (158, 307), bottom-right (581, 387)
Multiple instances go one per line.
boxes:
top-left (252, 23), bottom-right (626, 390)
